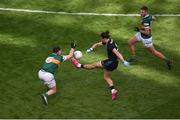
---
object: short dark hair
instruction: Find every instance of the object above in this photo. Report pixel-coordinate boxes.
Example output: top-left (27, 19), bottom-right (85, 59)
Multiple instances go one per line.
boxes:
top-left (100, 30), bottom-right (110, 39)
top-left (53, 46), bottom-right (61, 53)
top-left (141, 6), bottom-right (148, 12)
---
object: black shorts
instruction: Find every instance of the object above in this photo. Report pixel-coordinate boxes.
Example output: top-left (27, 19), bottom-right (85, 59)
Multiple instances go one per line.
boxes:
top-left (101, 59), bottom-right (119, 71)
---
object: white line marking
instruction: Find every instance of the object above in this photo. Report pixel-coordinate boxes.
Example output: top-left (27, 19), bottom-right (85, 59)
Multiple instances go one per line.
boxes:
top-left (0, 7), bottom-right (180, 17)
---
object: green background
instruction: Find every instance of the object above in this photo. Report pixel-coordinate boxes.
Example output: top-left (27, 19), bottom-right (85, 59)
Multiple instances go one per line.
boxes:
top-left (0, 0), bottom-right (179, 118)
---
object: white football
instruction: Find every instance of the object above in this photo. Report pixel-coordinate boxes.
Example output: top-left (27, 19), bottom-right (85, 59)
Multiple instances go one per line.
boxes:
top-left (73, 50), bottom-right (83, 60)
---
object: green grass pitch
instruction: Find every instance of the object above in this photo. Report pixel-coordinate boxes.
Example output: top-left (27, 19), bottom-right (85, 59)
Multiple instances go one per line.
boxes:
top-left (0, 0), bottom-right (180, 118)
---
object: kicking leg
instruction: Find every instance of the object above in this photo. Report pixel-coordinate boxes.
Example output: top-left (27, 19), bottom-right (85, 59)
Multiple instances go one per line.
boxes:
top-left (71, 57), bottom-right (103, 70)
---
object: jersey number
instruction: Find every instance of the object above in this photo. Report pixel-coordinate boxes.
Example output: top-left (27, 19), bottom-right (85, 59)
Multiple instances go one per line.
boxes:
top-left (45, 57), bottom-right (61, 65)
top-left (45, 57), bottom-right (54, 63)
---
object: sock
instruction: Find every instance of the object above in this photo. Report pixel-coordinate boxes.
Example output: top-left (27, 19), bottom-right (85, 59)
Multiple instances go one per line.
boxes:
top-left (45, 92), bottom-right (48, 97)
top-left (163, 57), bottom-right (170, 63)
top-left (110, 86), bottom-right (116, 93)
top-left (81, 64), bottom-right (84, 68)
top-left (131, 54), bottom-right (136, 58)
top-left (109, 86), bottom-right (114, 90)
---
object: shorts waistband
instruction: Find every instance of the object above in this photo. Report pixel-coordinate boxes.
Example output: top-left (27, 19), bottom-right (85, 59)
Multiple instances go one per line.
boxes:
top-left (40, 69), bottom-right (46, 72)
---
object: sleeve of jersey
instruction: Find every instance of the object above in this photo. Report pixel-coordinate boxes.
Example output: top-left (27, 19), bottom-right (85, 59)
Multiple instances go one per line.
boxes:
top-left (62, 56), bottom-right (67, 62)
top-left (109, 44), bottom-right (117, 51)
top-left (57, 55), bottom-right (66, 62)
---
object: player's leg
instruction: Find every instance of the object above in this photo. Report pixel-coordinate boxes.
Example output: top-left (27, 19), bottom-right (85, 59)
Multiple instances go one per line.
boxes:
top-left (102, 60), bottom-right (119, 100)
top-left (147, 45), bottom-right (172, 70)
top-left (103, 70), bottom-right (113, 88)
top-left (38, 70), bottom-right (57, 105)
top-left (82, 61), bottom-right (103, 69)
top-left (103, 70), bottom-right (118, 100)
top-left (127, 33), bottom-right (140, 62)
top-left (46, 86), bottom-right (57, 96)
top-left (147, 45), bottom-right (165, 59)
top-left (71, 57), bottom-right (103, 69)
top-left (128, 36), bottom-right (137, 55)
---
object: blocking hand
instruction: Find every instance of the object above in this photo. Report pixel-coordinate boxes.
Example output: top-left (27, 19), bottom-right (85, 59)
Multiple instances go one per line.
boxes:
top-left (86, 48), bottom-right (93, 53)
top-left (71, 42), bottom-right (77, 49)
top-left (123, 60), bottom-right (130, 67)
top-left (134, 27), bottom-right (140, 32)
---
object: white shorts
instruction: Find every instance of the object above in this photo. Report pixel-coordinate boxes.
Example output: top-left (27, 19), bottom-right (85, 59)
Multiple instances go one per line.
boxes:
top-left (135, 32), bottom-right (153, 48)
top-left (38, 70), bottom-right (56, 88)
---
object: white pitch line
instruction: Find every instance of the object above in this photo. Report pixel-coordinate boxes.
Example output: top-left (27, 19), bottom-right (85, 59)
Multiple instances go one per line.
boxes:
top-left (0, 7), bottom-right (180, 17)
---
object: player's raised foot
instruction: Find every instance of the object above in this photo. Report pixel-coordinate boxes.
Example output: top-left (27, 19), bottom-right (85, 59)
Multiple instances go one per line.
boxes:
top-left (166, 60), bottom-right (172, 70)
top-left (111, 89), bottom-right (118, 101)
top-left (41, 94), bottom-right (48, 105)
top-left (71, 57), bottom-right (81, 68)
top-left (127, 56), bottom-right (137, 63)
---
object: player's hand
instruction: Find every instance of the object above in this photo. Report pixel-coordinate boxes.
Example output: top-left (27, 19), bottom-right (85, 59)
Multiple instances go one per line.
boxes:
top-left (123, 60), bottom-right (130, 67)
top-left (86, 48), bottom-right (93, 53)
top-left (134, 27), bottom-right (140, 32)
top-left (71, 42), bottom-right (77, 49)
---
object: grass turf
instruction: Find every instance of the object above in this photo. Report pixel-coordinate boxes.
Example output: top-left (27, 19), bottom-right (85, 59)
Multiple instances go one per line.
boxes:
top-left (0, 0), bottom-right (180, 118)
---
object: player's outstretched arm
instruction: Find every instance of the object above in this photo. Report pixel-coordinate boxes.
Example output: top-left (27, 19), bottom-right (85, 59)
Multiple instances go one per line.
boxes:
top-left (112, 48), bottom-right (129, 67)
top-left (64, 42), bottom-right (76, 61)
top-left (86, 42), bottom-right (103, 53)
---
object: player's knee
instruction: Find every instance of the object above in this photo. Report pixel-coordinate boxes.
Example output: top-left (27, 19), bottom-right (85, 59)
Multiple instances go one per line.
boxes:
top-left (103, 75), bottom-right (109, 81)
top-left (128, 40), bottom-right (132, 45)
top-left (128, 39), bottom-right (134, 46)
top-left (52, 87), bottom-right (57, 93)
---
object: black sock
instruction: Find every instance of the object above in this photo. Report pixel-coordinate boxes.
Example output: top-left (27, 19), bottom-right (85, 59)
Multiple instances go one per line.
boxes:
top-left (164, 57), bottom-right (170, 63)
top-left (109, 86), bottom-right (114, 90)
top-left (81, 64), bottom-right (84, 68)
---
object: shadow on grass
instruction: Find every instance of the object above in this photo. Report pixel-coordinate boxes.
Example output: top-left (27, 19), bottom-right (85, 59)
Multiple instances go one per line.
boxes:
top-left (0, 42), bottom-right (180, 118)
top-left (0, 12), bottom-right (99, 49)
top-left (0, 11), bottom-right (180, 118)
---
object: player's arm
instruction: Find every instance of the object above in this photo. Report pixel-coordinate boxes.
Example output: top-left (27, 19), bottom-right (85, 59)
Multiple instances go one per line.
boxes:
top-left (152, 16), bottom-right (156, 20)
top-left (86, 41), bottom-right (103, 53)
top-left (63, 42), bottom-right (76, 61)
top-left (139, 26), bottom-right (150, 35)
top-left (112, 48), bottom-right (129, 67)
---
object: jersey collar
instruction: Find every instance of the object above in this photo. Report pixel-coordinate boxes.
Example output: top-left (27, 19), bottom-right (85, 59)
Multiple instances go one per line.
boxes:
top-left (143, 14), bottom-right (150, 18)
top-left (107, 39), bottom-right (113, 44)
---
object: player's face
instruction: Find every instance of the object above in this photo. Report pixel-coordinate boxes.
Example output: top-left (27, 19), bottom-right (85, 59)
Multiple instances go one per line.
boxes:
top-left (140, 10), bottom-right (147, 17)
top-left (57, 50), bottom-right (61, 55)
top-left (101, 38), bottom-right (107, 45)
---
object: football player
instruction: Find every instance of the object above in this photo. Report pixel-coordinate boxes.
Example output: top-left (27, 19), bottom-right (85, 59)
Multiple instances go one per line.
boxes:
top-left (72, 31), bottom-right (129, 100)
top-left (127, 6), bottom-right (172, 70)
top-left (38, 42), bottom-right (76, 105)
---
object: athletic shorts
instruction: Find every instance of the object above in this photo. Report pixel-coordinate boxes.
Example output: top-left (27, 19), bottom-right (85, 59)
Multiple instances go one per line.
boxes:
top-left (135, 32), bottom-right (153, 48)
top-left (101, 59), bottom-right (119, 71)
top-left (38, 69), bottom-right (56, 88)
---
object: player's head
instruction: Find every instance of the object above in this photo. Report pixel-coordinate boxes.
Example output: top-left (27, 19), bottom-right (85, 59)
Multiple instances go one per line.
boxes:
top-left (140, 6), bottom-right (148, 17)
top-left (53, 46), bottom-right (61, 54)
top-left (100, 30), bottom-right (110, 45)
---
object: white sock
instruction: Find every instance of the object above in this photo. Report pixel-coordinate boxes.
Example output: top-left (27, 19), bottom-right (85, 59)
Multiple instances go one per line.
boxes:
top-left (77, 63), bottom-right (81, 68)
top-left (111, 89), bottom-right (116, 93)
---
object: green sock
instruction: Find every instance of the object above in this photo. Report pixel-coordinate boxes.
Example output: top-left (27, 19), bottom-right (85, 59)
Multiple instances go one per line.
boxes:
top-left (163, 57), bottom-right (170, 63)
top-left (45, 92), bottom-right (48, 97)
top-left (130, 55), bottom-right (136, 59)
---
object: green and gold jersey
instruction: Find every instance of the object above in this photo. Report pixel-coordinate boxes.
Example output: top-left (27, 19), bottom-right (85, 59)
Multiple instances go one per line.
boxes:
top-left (141, 14), bottom-right (153, 39)
top-left (41, 53), bottom-right (65, 74)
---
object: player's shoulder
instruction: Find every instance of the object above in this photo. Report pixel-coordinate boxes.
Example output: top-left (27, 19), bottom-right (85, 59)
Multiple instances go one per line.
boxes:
top-left (108, 39), bottom-right (118, 48)
top-left (49, 53), bottom-right (62, 58)
top-left (145, 14), bottom-right (153, 21)
top-left (56, 54), bottom-right (63, 59)
top-left (48, 53), bottom-right (55, 57)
